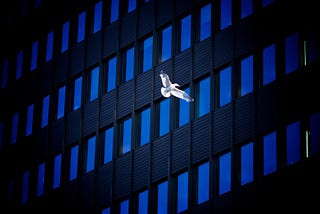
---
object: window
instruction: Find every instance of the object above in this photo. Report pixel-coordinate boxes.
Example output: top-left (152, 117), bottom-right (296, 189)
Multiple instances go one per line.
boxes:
top-left (198, 162), bottom-right (209, 204)
top-left (86, 136), bottom-right (96, 173)
top-left (179, 87), bottom-right (190, 127)
top-left (219, 152), bottom-right (231, 195)
top-left (219, 66), bottom-right (232, 107)
top-left (139, 107), bottom-right (150, 146)
top-left (0, 122), bottom-right (3, 151)
top-left (200, 3), bottom-right (211, 41)
top-left (103, 127), bottom-right (113, 164)
top-left (177, 171), bottom-right (188, 213)
top-left (11, 112), bottom-right (19, 144)
top-left (262, 44), bottom-right (276, 86)
top-left (120, 199), bottom-right (129, 214)
top-left (30, 40), bottom-right (38, 71)
top-left (93, 1), bottom-right (102, 33)
top-left (128, 0), bottom-right (136, 13)
top-left (285, 32), bottom-right (299, 74)
top-left (196, 77), bottom-right (210, 118)
top-left (310, 112), bottom-right (320, 155)
top-left (107, 56), bottom-right (117, 92)
top-left (102, 207), bottom-right (110, 214)
top-left (180, 14), bottom-right (191, 52)
top-left (41, 95), bottom-right (50, 128)
top-left (53, 153), bottom-right (62, 189)
top-left (110, 0), bottom-right (119, 23)
top-left (21, 171), bottom-right (29, 204)
top-left (61, 21), bottom-right (70, 53)
top-left (1, 59), bottom-right (8, 88)
top-left (89, 66), bottom-right (99, 101)
top-left (46, 31), bottom-right (54, 62)
top-left (37, 162), bottom-right (45, 197)
top-left (263, 131), bottom-right (277, 175)
top-left (241, 142), bottom-right (254, 185)
top-left (123, 47), bottom-right (135, 83)
top-left (141, 36), bottom-right (153, 73)
top-left (26, 104), bottom-right (34, 136)
top-left (306, 32), bottom-right (320, 64)
top-left (57, 86), bottom-right (66, 119)
top-left (262, 0), bottom-right (275, 7)
top-left (241, 0), bottom-right (253, 19)
top-left (286, 120), bottom-right (300, 165)
top-left (77, 11), bottom-right (86, 43)
top-left (157, 181), bottom-right (168, 214)
top-left (73, 76), bottom-right (82, 110)
top-left (240, 55), bottom-right (253, 96)
top-left (160, 25), bottom-right (172, 63)
top-left (69, 144), bottom-right (79, 181)
top-left (120, 117), bottom-right (132, 155)
top-left (138, 190), bottom-right (148, 214)
top-left (16, 50), bottom-right (23, 80)
top-left (159, 99), bottom-right (170, 137)
top-left (220, 0), bottom-right (232, 30)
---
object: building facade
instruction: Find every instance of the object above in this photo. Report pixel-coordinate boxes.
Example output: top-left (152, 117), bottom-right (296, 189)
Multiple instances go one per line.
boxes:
top-left (1, 0), bottom-right (320, 213)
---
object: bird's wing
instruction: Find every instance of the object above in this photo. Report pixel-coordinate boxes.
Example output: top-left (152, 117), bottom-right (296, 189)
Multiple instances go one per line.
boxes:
top-left (160, 71), bottom-right (171, 87)
top-left (170, 87), bottom-right (194, 102)
top-left (161, 87), bottom-right (171, 97)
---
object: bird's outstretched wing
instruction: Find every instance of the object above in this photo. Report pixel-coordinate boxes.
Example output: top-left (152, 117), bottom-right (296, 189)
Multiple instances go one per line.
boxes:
top-left (170, 87), bottom-right (194, 102)
top-left (159, 70), bottom-right (171, 87)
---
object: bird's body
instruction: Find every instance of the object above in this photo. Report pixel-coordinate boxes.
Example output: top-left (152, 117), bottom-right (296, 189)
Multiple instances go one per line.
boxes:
top-left (159, 71), bottom-right (194, 102)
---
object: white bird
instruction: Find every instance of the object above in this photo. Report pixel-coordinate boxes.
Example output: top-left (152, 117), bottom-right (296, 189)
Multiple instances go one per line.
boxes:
top-left (159, 70), bottom-right (194, 102)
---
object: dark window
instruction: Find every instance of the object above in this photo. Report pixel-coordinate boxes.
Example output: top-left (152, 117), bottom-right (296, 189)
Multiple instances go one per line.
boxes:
top-left (179, 87), bottom-right (190, 127)
top-left (200, 3), bottom-right (211, 41)
top-left (285, 32), bottom-right (299, 74)
top-left (57, 86), bottom-right (66, 119)
top-left (86, 136), bottom-right (96, 173)
top-left (177, 171), bottom-right (188, 213)
top-left (307, 33), bottom-right (320, 64)
top-left (73, 76), bottom-right (82, 110)
top-left (159, 99), bottom-right (170, 137)
top-left (107, 56), bottom-right (117, 92)
top-left (26, 104), bottom-right (34, 136)
top-left (69, 145), bottom-right (79, 181)
top-left (219, 152), bottom-right (231, 195)
top-left (310, 112), bottom-right (320, 155)
top-left (180, 14), bottom-right (191, 52)
top-left (46, 31), bottom-right (54, 62)
top-left (240, 55), bottom-right (253, 96)
top-left (123, 47), bottom-right (135, 82)
top-left (120, 199), bottom-right (129, 214)
top-left (31, 40), bottom-right (38, 71)
top-left (138, 190), bottom-right (148, 214)
top-left (196, 77), bottom-right (210, 118)
top-left (41, 95), bottom-right (50, 128)
top-left (37, 163), bottom-right (45, 197)
top-left (90, 66), bottom-right (99, 101)
top-left (77, 11), bottom-right (86, 43)
top-left (262, 0), bottom-right (275, 7)
top-left (139, 107), bottom-right (150, 146)
top-left (11, 112), bottom-right (19, 144)
top-left (1, 59), bottom-right (8, 88)
top-left (61, 21), bottom-right (69, 53)
top-left (21, 171), bottom-right (29, 204)
top-left (219, 66), bottom-right (232, 107)
top-left (93, 1), bottom-right (102, 33)
top-left (286, 120), bottom-right (300, 165)
top-left (120, 118), bottom-right (132, 155)
top-left (262, 44), bottom-right (276, 86)
top-left (142, 36), bottom-right (153, 73)
top-left (110, 0), bottom-right (119, 23)
top-left (103, 127), bottom-right (113, 164)
top-left (241, 142), bottom-right (254, 185)
top-left (0, 122), bottom-right (3, 151)
top-left (160, 25), bottom-right (172, 63)
top-left (263, 131), bottom-right (277, 175)
top-left (53, 153), bottom-right (62, 189)
top-left (157, 181), bottom-right (168, 214)
top-left (16, 50), bottom-right (23, 80)
top-left (198, 162), bottom-right (209, 204)
top-left (128, 0), bottom-right (136, 13)
top-left (241, 0), bottom-right (253, 19)
top-left (220, 0), bottom-right (232, 30)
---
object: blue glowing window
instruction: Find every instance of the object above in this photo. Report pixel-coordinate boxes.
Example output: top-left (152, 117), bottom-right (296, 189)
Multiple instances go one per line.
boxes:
top-left (16, 50), bottom-right (23, 80)
top-left (70, 145), bottom-right (79, 181)
top-left (220, 0), bottom-right (232, 30)
top-left (285, 32), bottom-right (299, 74)
top-left (125, 47), bottom-right (134, 82)
top-left (93, 1), bottom-right (102, 33)
top-left (138, 190), bottom-right (148, 214)
top-left (120, 199), bottom-right (129, 214)
top-left (263, 131), bottom-right (277, 175)
top-left (122, 118), bottom-right (132, 154)
top-left (157, 181), bottom-right (168, 214)
top-left (177, 171), bottom-right (188, 213)
top-left (107, 57), bottom-right (117, 92)
top-left (262, 0), bottom-right (275, 7)
top-left (110, 0), bottom-right (119, 23)
top-left (241, 142), bottom-right (254, 185)
top-left (11, 112), bottom-right (19, 144)
top-left (180, 15), bottom-right (191, 52)
top-left (179, 87), bottom-right (190, 127)
top-left (21, 171), bottom-right (29, 204)
top-left (41, 95), bottom-right (50, 128)
top-left (198, 162), bottom-right (209, 204)
top-left (37, 163), bottom-right (45, 197)
top-left (77, 11), bottom-right (86, 43)
top-left (26, 104), bottom-right (34, 136)
top-left (142, 36), bottom-right (153, 72)
top-left (61, 21), bottom-right (69, 52)
top-left (286, 121), bottom-right (300, 165)
top-left (263, 44), bottom-right (276, 86)
top-left (31, 40), bottom-right (38, 71)
top-left (140, 108), bottom-right (150, 146)
top-left (90, 66), bottom-right (99, 101)
top-left (104, 127), bottom-right (113, 164)
top-left (53, 153), bottom-right (62, 189)
top-left (86, 136), bottom-right (96, 172)
top-left (57, 86), bottom-right (66, 119)
top-left (219, 152), bottom-right (231, 195)
top-left (128, 0), bottom-right (136, 13)
top-left (241, 55), bottom-right (253, 96)
top-left (241, 0), bottom-right (253, 19)
top-left (197, 77), bottom-right (210, 117)
top-left (220, 66), bottom-right (232, 107)
top-left (102, 207), bottom-right (110, 214)
top-left (46, 31), bottom-right (54, 62)
top-left (73, 76), bottom-right (82, 110)
top-left (159, 99), bottom-right (170, 137)
top-left (161, 26), bottom-right (172, 62)
top-left (200, 3), bottom-right (211, 41)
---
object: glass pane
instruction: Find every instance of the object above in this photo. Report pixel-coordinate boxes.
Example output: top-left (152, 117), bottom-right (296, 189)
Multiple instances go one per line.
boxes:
top-left (219, 152), bottom-right (231, 195)
top-left (181, 15), bottom-right (191, 52)
top-left (200, 4), bottom-right (211, 41)
top-left (31, 40), bottom-right (38, 71)
top-left (241, 142), bottom-right (254, 185)
top-left (262, 0), bottom-right (275, 7)
top-left (179, 88), bottom-right (190, 127)
top-left (241, 0), bottom-right (253, 19)
top-left (310, 112), bottom-right (320, 155)
top-left (16, 50), bottom-right (23, 80)
top-left (104, 127), bottom-right (113, 164)
top-left (77, 11), bottom-right (86, 43)
top-left (26, 104), bottom-right (34, 136)
top-left (198, 162), bottom-right (209, 204)
top-left (263, 131), bottom-right (277, 175)
top-left (21, 171), bottom-right (29, 204)
top-left (41, 95), bottom-right (50, 128)
top-left (11, 113), bottom-right (19, 144)
top-left (73, 76), bottom-right (82, 110)
top-left (157, 181), bottom-right (168, 214)
top-left (107, 57), bottom-right (117, 92)
top-left (220, 66), bottom-right (232, 107)
top-left (125, 47), bottom-right (134, 82)
top-left (198, 77), bottom-right (210, 117)
top-left (93, 1), bottom-right (102, 33)
top-left (53, 154), bottom-right (62, 189)
top-left (140, 108), bottom-right (150, 146)
top-left (263, 44), bottom-right (276, 85)
top-left (286, 121), bottom-right (300, 165)
top-left (177, 171), bottom-right (188, 213)
top-left (120, 199), bottom-right (129, 214)
top-left (46, 31), bottom-right (54, 62)
top-left (110, 0), bottom-right (119, 23)
top-left (90, 67), bottom-right (99, 101)
top-left (57, 86), bottom-right (66, 119)
top-left (122, 118), bottom-right (132, 154)
top-left (102, 207), bottom-right (110, 214)
top-left (220, 0), bottom-right (232, 30)
top-left (128, 0), bottom-right (136, 13)
top-left (143, 36), bottom-right (153, 72)
top-left (159, 99), bottom-right (170, 137)
top-left (61, 21), bottom-right (69, 52)
top-left (138, 190), bottom-right (148, 214)
top-left (87, 136), bottom-right (96, 172)
top-left (161, 26), bottom-right (172, 62)
top-left (37, 163), bottom-right (45, 197)
top-left (70, 145), bottom-right (79, 181)
top-left (241, 55), bottom-right (253, 96)
top-left (285, 32), bottom-right (299, 74)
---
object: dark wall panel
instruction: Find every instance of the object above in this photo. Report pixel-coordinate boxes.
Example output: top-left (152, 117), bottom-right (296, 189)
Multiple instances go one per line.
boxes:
top-left (139, 1), bottom-right (154, 38)
top-left (156, 0), bottom-right (173, 28)
top-left (83, 100), bottom-right (98, 137)
top-left (100, 91), bottom-right (116, 128)
top-left (194, 39), bottom-right (212, 80)
top-left (114, 154), bottom-right (131, 200)
top-left (86, 32), bottom-right (102, 69)
top-left (154, 60), bottom-right (173, 100)
top-left (120, 12), bottom-right (137, 49)
top-left (54, 53), bottom-right (68, 85)
top-left (175, 0), bottom-right (192, 17)
top-left (132, 144), bottom-right (150, 191)
top-left (80, 174), bottom-right (95, 213)
top-left (234, 94), bottom-right (255, 144)
top-left (172, 125), bottom-right (189, 174)
top-left (152, 135), bottom-right (170, 183)
top-left (235, 20), bottom-right (254, 58)
top-left (192, 114), bottom-right (211, 164)
top-left (213, 105), bottom-right (233, 154)
top-left (39, 63), bottom-right (53, 95)
top-left (103, 24), bottom-right (119, 58)
top-left (96, 163), bottom-right (113, 207)
top-left (135, 71), bottom-right (152, 110)
top-left (214, 29), bottom-right (233, 69)
top-left (70, 44), bottom-right (85, 77)
top-left (37, 128), bottom-right (49, 159)
top-left (117, 80), bottom-right (134, 119)
top-left (174, 49), bottom-right (192, 86)
top-left (64, 181), bottom-right (80, 212)
top-left (50, 119), bottom-right (65, 155)
top-left (66, 110), bottom-right (81, 145)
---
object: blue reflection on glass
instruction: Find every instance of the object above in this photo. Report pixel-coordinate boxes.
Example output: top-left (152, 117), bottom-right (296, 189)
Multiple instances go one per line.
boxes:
top-left (241, 0), bottom-right (253, 19)
top-left (125, 47), bottom-right (134, 82)
top-left (57, 86), bottom-right (66, 119)
top-left (87, 136), bottom-right (96, 172)
top-left (31, 40), bottom-right (38, 71)
top-left (90, 67), bottom-right (99, 101)
top-left (61, 21), bottom-right (69, 52)
top-left (77, 11), bottom-right (86, 43)
top-left (41, 95), bottom-right (50, 128)
top-left (53, 154), bottom-right (62, 189)
top-left (181, 15), bottom-right (191, 52)
top-left (161, 26), bottom-right (172, 62)
top-left (219, 152), bottom-right (231, 195)
top-left (158, 181), bottom-right (168, 214)
top-left (141, 108), bottom-right (150, 146)
top-left (286, 121), bottom-right (300, 165)
top-left (220, 0), bottom-right (232, 30)
top-left (16, 50), bottom-right (23, 80)
top-left (46, 31), bottom-right (54, 62)
top-left (241, 55), bottom-right (253, 96)
top-left (143, 36), bottom-right (153, 72)
top-left (220, 66), bottom-right (231, 107)
top-left (200, 4), bottom-right (211, 41)
top-left (263, 44), bottom-right (276, 85)
top-left (285, 32), bottom-right (299, 74)
top-left (128, 0), bottom-right (136, 13)
top-left (120, 199), bottom-right (129, 214)
top-left (37, 163), bottom-right (45, 197)
top-left (73, 76), bottom-right (82, 110)
top-left (198, 162), bottom-right (209, 204)
top-left (122, 118), bottom-right (132, 154)
top-left (93, 1), bottom-right (102, 33)
top-left (104, 127), bottom-right (113, 163)
top-left (241, 142), bottom-right (253, 185)
top-left (111, 0), bottom-right (119, 23)
top-left (70, 145), bottom-right (79, 181)
top-left (26, 104), bottom-right (34, 136)
top-left (107, 57), bottom-right (117, 92)
top-left (159, 99), bottom-right (170, 137)
top-left (139, 190), bottom-right (148, 214)
top-left (198, 77), bottom-right (210, 117)
top-left (177, 171), bottom-right (188, 213)
top-left (11, 113), bottom-right (19, 144)
top-left (179, 88), bottom-right (190, 127)
top-left (263, 131), bottom-right (277, 175)
top-left (310, 112), bottom-right (320, 155)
